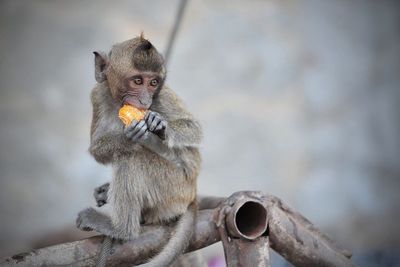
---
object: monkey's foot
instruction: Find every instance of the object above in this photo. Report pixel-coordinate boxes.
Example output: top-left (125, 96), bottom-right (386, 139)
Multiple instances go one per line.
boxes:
top-left (94, 182), bottom-right (110, 207)
top-left (76, 207), bottom-right (120, 238)
top-left (76, 208), bottom-right (96, 231)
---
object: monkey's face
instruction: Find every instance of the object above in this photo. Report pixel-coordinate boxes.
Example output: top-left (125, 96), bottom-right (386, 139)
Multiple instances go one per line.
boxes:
top-left (94, 35), bottom-right (166, 109)
top-left (118, 70), bottom-right (162, 109)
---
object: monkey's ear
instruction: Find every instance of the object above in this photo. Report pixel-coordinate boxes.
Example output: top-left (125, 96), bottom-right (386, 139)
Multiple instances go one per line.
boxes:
top-left (93, 51), bottom-right (108, 83)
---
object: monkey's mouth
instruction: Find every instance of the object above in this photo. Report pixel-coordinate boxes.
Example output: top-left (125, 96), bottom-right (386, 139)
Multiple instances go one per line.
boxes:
top-left (122, 95), bottom-right (149, 110)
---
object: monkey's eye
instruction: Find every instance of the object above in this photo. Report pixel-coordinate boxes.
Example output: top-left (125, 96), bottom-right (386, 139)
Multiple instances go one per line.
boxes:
top-left (150, 79), bottom-right (158, 87)
top-left (133, 78), bottom-right (143, 85)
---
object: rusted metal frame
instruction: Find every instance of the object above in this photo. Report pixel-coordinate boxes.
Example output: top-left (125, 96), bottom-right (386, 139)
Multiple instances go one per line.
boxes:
top-left (216, 191), bottom-right (356, 267)
top-left (216, 194), bottom-right (270, 267)
top-left (264, 193), bottom-right (355, 267)
top-left (0, 192), bottom-right (357, 267)
top-left (220, 235), bottom-right (271, 267)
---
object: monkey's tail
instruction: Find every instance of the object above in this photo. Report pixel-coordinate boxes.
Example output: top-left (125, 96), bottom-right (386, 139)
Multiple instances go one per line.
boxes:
top-left (96, 236), bottom-right (113, 267)
top-left (137, 202), bottom-right (196, 267)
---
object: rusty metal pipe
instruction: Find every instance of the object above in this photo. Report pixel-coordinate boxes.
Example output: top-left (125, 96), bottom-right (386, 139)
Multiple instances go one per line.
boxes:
top-left (1, 192), bottom-right (357, 267)
top-left (226, 199), bottom-right (268, 240)
top-left (218, 191), bottom-right (356, 267)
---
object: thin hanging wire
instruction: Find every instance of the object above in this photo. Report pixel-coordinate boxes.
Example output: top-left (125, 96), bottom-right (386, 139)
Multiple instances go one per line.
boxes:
top-left (164, 0), bottom-right (189, 66)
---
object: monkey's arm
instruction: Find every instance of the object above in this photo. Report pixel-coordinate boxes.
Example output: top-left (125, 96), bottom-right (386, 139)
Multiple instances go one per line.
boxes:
top-left (152, 86), bottom-right (203, 148)
top-left (143, 110), bottom-right (202, 149)
top-left (142, 132), bottom-right (180, 161)
top-left (89, 85), bottom-right (137, 164)
top-left (164, 118), bottom-right (202, 148)
top-left (89, 133), bottom-right (136, 164)
top-left (124, 120), bottom-right (184, 165)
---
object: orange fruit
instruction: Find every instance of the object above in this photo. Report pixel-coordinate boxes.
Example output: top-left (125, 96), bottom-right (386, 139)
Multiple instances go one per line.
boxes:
top-left (118, 104), bottom-right (146, 126)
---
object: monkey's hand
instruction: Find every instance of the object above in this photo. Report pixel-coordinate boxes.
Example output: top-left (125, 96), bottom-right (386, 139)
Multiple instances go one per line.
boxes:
top-left (145, 111), bottom-right (167, 140)
top-left (94, 182), bottom-right (109, 207)
top-left (125, 115), bottom-right (178, 163)
top-left (124, 120), bottom-right (149, 143)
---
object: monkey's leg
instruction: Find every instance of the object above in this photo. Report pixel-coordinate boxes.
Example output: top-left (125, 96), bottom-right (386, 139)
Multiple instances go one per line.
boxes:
top-left (76, 207), bottom-right (120, 238)
top-left (76, 206), bottom-right (116, 267)
top-left (94, 182), bottom-right (110, 207)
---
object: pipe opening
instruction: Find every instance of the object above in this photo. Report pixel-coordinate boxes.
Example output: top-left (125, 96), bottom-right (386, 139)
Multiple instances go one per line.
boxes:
top-left (234, 201), bottom-right (267, 240)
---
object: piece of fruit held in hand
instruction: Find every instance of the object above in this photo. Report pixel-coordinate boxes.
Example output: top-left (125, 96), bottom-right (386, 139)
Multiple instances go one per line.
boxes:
top-left (118, 104), bottom-right (146, 126)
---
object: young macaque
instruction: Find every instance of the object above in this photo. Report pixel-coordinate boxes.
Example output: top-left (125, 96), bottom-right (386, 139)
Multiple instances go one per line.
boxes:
top-left (76, 34), bottom-right (202, 267)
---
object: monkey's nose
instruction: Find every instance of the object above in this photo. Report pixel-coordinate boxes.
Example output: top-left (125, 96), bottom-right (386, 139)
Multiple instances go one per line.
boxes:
top-left (139, 99), bottom-right (151, 107)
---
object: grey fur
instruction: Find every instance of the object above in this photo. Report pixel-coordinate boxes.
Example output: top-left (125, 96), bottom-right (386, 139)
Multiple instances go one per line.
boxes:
top-left (89, 83), bottom-right (201, 234)
top-left (77, 36), bottom-right (202, 266)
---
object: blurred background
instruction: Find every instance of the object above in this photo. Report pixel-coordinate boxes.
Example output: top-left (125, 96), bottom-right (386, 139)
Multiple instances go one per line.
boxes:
top-left (0, 0), bottom-right (399, 266)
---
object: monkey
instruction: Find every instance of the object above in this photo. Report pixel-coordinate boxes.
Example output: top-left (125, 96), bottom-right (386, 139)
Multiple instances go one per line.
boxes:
top-left (76, 34), bottom-right (202, 267)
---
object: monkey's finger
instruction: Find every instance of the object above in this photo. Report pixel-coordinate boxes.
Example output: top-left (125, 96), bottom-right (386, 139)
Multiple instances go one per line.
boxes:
top-left (95, 183), bottom-right (109, 193)
top-left (147, 111), bottom-right (155, 122)
top-left (145, 111), bottom-right (155, 123)
top-left (136, 120), bottom-right (146, 130)
top-left (133, 125), bottom-right (148, 141)
top-left (146, 112), bottom-right (156, 127)
top-left (96, 200), bottom-right (106, 207)
top-left (149, 117), bottom-right (161, 131)
top-left (144, 111), bottom-right (151, 121)
top-left (136, 129), bottom-right (149, 141)
top-left (130, 120), bottom-right (146, 137)
top-left (133, 120), bottom-right (147, 134)
top-left (125, 122), bottom-right (139, 139)
top-left (155, 120), bottom-right (167, 131)
top-left (124, 120), bottom-right (139, 134)
top-left (126, 123), bottom-right (144, 140)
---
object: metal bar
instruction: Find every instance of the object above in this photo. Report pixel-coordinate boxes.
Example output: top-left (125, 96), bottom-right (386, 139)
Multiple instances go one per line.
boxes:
top-left (215, 191), bottom-right (356, 267)
top-left (221, 233), bottom-right (271, 267)
top-left (264, 194), bottom-right (355, 267)
top-left (217, 192), bottom-right (270, 267)
top-left (0, 192), bottom-right (357, 267)
top-left (0, 210), bottom-right (219, 267)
